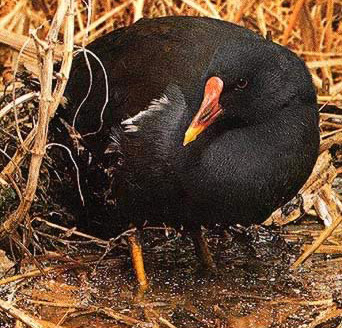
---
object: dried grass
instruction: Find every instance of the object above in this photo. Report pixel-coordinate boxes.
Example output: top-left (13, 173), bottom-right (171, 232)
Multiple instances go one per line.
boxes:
top-left (0, 0), bottom-right (341, 99)
top-left (0, 1), bottom-right (341, 327)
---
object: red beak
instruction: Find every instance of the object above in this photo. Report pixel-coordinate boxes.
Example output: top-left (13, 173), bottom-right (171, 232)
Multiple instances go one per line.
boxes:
top-left (183, 76), bottom-right (224, 146)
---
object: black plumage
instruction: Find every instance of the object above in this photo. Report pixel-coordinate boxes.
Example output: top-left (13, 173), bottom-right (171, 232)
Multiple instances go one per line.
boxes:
top-left (56, 16), bottom-right (319, 274)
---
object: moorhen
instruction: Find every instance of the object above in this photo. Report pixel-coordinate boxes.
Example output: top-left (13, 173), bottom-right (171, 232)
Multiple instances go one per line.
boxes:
top-left (59, 16), bottom-right (320, 289)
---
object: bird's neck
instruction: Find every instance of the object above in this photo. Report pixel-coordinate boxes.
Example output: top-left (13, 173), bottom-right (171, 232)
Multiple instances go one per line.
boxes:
top-left (175, 103), bottom-right (319, 201)
top-left (178, 103), bottom-right (317, 155)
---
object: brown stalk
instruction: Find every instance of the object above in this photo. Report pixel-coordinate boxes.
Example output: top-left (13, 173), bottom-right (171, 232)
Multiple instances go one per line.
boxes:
top-left (204, 0), bottom-right (221, 19)
top-left (0, 298), bottom-right (64, 328)
top-left (264, 151), bottom-right (336, 226)
top-left (307, 58), bottom-right (342, 69)
top-left (0, 263), bottom-right (84, 286)
top-left (98, 307), bottom-right (147, 326)
top-left (234, 0), bottom-right (259, 23)
top-left (0, 0), bottom-right (74, 240)
top-left (0, 91), bottom-right (39, 120)
top-left (0, 0), bottom-right (26, 29)
top-left (282, 0), bottom-right (306, 45)
top-left (74, 0), bottom-right (134, 43)
top-left (159, 316), bottom-right (179, 328)
top-left (301, 244), bottom-right (342, 254)
top-left (75, 1), bottom-right (85, 33)
top-left (306, 307), bottom-right (342, 328)
top-left (299, 2), bottom-right (317, 52)
top-left (32, 217), bottom-right (108, 246)
top-left (23, 300), bottom-right (148, 327)
top-left (255, 4), bottom-right (267, 37)
top-left (133, 0), bottom-right (145, 22)
top-left (0, 29), bottom-right (63, 64)
top-left (91, 0), bottom-right (97, 24)
top-left (324, 0), bottom-right (334, 55)
top-left (0, 128), bottom-right (36, 180)
top-left (291, 185), bottom-right (342, 269)
top-left (320, 130), bottom-right (342, 153)
top-left (180, 0), bottom-right (212, 17)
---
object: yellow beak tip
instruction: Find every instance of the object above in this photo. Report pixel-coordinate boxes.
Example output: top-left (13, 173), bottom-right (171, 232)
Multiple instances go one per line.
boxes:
top-left (183, 133), bottom-right (196, 146)
top-left (183, 127), bottom-right (202, 147)
top-left (183, 140), bottom-right (190, 146)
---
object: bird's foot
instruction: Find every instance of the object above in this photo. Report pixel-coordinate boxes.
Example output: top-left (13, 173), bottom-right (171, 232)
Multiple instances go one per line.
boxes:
top-left (127, 228), bottom-right (149, 293)
top-left (190, 227), bottom-right (217, 272)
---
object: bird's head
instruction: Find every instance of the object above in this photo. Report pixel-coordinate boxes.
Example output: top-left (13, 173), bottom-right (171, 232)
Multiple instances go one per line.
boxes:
top-left (183, 39), bottom-right (316, 146)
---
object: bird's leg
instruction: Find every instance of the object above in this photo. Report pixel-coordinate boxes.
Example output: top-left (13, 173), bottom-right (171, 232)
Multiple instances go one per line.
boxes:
top-left (127, 227), bottom-right (148, 291)
top-left (190, 228), bottom-right (216, 271)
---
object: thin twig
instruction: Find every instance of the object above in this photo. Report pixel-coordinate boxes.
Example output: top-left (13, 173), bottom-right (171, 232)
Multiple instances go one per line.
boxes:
top-left (0, 92), bottom-right (39, 120)
top-left (74, 0), bottom-right (134, 42)
top-left (32, 217), bottom-right (108, 246)
top-left (72, 48), bottom-right (108, 136)
top-left (291, 186), bottom-right (342, 268)
top-left (0, 0), bottom-right (74, 241)
top-left (45, 143), bottom-right (84, 205)
top-left (0, 263), bottom-right (84, 286)
top-left (282, 0), bottom-right (306, 45)
top-left (133, 0), bottom-right (145, 22)
top-left (0, 298), bottom-right (63, 328)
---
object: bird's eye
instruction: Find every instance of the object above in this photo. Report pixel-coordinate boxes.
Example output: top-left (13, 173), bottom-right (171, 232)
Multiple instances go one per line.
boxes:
top-left (236, 78), bottom-right (248, 89)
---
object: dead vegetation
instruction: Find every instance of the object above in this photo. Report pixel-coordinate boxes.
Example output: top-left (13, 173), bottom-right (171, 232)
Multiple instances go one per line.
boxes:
top-left (0, 0), bottom-right (341, 327)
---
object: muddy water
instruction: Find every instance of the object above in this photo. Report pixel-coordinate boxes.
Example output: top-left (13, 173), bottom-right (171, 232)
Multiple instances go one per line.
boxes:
top-left (1, 225), bottom-right (342, 327)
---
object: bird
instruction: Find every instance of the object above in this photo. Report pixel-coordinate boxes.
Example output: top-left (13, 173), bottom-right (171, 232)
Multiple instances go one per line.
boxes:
top-left (56, 16), bottom-right (320, 290)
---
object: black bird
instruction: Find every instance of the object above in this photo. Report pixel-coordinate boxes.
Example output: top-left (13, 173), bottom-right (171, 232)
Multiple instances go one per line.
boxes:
top-left (59, 16), bottom-right (320, 289)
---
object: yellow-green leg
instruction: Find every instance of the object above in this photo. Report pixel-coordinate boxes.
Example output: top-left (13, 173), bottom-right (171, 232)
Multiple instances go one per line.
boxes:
top-left (190, 228), bottom-right (216, 271)
top-left (127, 229), bottom-right (148, 291)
